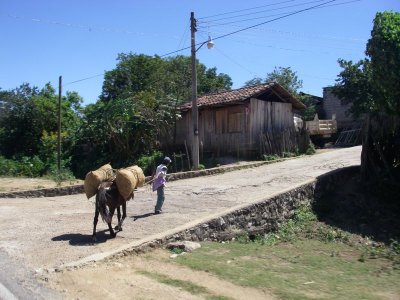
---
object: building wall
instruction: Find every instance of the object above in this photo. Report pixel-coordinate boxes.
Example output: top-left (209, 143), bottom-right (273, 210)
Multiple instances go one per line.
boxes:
top-left (176, 99), bottom-right (295, 158)
top-left (323, 87), bottom-right (360, 129)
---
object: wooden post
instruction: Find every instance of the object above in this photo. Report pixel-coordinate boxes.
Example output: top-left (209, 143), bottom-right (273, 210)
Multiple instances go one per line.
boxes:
top-left (191, 12), bottom-right (199, 170)
top-left (57, 76), bottom-right (62, 172)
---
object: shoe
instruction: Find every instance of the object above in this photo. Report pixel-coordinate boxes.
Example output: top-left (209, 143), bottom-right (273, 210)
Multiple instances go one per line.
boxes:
top-left (155, 210), bottom-right (161, 215)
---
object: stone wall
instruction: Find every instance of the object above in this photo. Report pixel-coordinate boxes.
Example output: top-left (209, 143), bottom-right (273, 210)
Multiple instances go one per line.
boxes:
top-left (128, 166), bottom-right (360, 254)
top-left (0, 185), bottom-right (84, 198)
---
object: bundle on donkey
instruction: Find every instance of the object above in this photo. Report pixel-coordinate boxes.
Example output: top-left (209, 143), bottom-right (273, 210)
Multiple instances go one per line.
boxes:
top-left (87, 164), bottom-right (145, 242)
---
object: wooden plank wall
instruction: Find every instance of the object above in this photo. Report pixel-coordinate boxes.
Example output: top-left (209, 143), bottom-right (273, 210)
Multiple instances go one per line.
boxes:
top-left (249, 98), bottom-right (293, 148)
top-left (175, 99), bottom-right (296, 158)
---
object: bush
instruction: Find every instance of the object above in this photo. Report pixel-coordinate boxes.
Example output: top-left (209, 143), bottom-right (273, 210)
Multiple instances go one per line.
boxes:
top-left (263, 154), bottom-right (280, 161)
top-left (136, 151), bottom-right (164, 176)
top-left (306, 142), bottom-right (316, 155)
top-left (0, 155), bottom-right (45, 177)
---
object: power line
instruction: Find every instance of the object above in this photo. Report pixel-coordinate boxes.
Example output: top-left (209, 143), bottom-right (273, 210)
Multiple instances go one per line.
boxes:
top-left (199, 0), bottom-right (328, 23)
top-left (63, 74), bottom-right (104, 87)
top-left (206, 0), bottom-right (338, 44)
top-left (198, 0), bottom-right (296, 20)
top-left (199, 24), bottom-right (364, 44)
top-left (161, 0), bottom-right (338, 58)
top-left (56, 0), bottom-right (349, 89)
top-left (213, 46), bottom-right (258, 77)
top-left (199, 0), bottom-right (360, 27)
top-left (3, 13), bottom-right (158, 37)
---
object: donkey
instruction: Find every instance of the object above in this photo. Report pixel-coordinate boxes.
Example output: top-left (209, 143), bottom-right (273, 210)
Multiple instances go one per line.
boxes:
top-left (92, 181), bottom-right (129, 242)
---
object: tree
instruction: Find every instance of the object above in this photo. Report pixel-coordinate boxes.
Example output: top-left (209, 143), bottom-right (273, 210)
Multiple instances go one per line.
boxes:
top-left (77, 53), bottom-right (233, 175)
top-left (265, 67), bottom-right (303, 96)
top-left (0, 83), bottom-right (40, 157)
top-left (101, 53), bottom-right (232, 103)
top-left (245, 67), bottom-right (303, 96)
top-left (334, 11), bottom-right (400, 116)
top-left (0, 83), bottom-right (83, 172)
top-left (366, 11), bottom-right (400, 115)
top-left (333, 11), bottom-right (400, 195)
top-left (332, 59), bottom-right (377, 117)
top-left (244, 67), bottom-right (316, 119)
top-left (244, 77), bottom-right (263, 87)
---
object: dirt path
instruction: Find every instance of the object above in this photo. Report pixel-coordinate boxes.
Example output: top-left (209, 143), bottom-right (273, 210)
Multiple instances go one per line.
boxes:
top-left (48, 249), bottom-right (273, 300)
top-left (0, 146), bottom-right (361, 299)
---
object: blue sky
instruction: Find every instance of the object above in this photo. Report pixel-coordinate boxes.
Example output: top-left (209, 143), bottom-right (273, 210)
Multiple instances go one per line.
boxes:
top-left (1, 0), bottom-right (399, 106)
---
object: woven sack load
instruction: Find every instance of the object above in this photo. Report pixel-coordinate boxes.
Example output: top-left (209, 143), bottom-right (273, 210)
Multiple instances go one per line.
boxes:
top-left (115, 165), bottom-right (145, 200)
top-left (84, 163), bottom-right (113, 199)
top-left (130, 165), bottom-right (145, 187)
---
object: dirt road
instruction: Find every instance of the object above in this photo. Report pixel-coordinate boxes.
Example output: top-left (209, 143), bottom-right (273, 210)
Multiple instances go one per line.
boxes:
top-left (0, 146), bottom-right (361, 299)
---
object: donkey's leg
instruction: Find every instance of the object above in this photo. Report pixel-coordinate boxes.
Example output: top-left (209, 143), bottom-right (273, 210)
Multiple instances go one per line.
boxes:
top-left (107, 207), bottom-right (116, 238)
top-left (92, 207), bottom-right (100, 242)
top-left (121, 202), bottom-right (127, 228)
top-left (116, 202), bottom-right (127, 231)
top-left (115, 206), bottom-right (122, 231)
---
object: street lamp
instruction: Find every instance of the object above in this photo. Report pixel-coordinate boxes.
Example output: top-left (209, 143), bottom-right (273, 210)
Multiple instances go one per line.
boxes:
top-left (190, 11), bottom-right (214, 170)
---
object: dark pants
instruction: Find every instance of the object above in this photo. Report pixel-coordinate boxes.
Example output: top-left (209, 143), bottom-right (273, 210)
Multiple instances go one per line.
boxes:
top-left (155, 185), bottom-right (165, 212)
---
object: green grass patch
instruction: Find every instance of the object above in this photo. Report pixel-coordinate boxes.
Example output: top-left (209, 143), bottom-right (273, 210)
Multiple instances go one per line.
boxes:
top-left (137, 270), bottom-right (232, 300)
top-left (173, 206), bottom-right (400, 300)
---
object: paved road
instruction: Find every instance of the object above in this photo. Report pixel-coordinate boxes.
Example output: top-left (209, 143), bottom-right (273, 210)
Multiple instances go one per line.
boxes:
top-left (0, 146), bottom-right (361, 298)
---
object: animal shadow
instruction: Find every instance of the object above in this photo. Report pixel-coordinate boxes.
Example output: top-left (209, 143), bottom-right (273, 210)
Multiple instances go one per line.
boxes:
top-left (52, 230), bottom-right (110, 246)
top-left (132, 212), bottom-right (154, 221)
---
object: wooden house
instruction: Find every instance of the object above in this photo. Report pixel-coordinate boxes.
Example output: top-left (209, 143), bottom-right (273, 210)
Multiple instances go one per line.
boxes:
top-left (174, 82), bottom-right (306, 158)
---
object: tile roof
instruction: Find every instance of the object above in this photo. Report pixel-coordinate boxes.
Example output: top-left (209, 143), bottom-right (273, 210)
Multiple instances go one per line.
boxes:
top-left (181, 82), bottom-right (306, 110)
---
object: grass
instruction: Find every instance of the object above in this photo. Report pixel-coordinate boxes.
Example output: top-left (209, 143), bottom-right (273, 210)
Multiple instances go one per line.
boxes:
top-left (171, 206), bottom-right (400, 300)
top-left (137, 270), bottom-right (232, 300)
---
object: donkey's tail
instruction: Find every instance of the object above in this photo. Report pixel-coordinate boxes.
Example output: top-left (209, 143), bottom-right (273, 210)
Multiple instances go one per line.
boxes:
top-left (96, 187), bottom-right (111, 223)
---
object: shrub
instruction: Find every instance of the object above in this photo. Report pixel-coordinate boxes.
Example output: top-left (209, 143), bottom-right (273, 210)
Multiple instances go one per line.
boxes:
top-left (306, 142), bottom-right (316, 155)
top-left (0, 155), bottom-right (45, 177)
top-left (136, 151), bottom-right (164, 176)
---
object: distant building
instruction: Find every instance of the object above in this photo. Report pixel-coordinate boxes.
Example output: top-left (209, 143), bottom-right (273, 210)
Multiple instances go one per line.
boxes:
top-left (322, 87), bottom-right (363, 130)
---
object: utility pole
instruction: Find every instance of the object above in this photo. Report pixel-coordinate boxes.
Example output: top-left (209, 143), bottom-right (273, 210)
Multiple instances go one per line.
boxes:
top-left (190, 11), bottom-right (199, 170)
top-left (57, 76), bottom-right (62, 172)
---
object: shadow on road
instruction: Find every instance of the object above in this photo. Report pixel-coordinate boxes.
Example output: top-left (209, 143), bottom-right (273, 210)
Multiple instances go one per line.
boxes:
top-left (52, 230), bottom-right (111, 245)
top-left (132, 212), bottom-right (154, 221)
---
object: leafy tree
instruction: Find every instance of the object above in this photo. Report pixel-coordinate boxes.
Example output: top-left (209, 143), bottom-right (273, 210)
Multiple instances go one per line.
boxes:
top-left (0, 83), bottom-right (40, 157)
top-left (244, 67), bottom-right (315, 119)
top-left (245, 67), bottom-right (303, 96)
top-left (101, 53), bottom-right (232, 103)
top-left (333, 11), bottom-right (400, 116)
top-left (101, 53), bottom-right (166, 102)
top-left (332, 59), bottom-right (377, 117)
top-left (71, 91), bottom-right (178, 177)
top-left (73, 53), bottom-right (233, 176)
top-left (366, 11), bottom-right (400, 115)
top-left (333, 11), bottom-right (400, 195)
top-left (265, 67), bottom-right (303, 96)
top-left (0, 83), bottom-right (83, 173)
top-left (244, 77), bottom-right (263, 87)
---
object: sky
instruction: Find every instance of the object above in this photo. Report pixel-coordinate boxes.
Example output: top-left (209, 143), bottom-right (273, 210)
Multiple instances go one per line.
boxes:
top-left (1, 0), bottom-right (399, 106)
